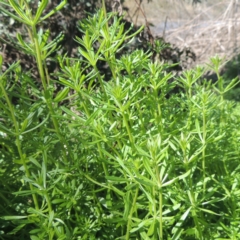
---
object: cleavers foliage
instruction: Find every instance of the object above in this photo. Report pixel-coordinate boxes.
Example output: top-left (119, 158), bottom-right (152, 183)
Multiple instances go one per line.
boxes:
top-left (0, 0), bottom-right (240, 239)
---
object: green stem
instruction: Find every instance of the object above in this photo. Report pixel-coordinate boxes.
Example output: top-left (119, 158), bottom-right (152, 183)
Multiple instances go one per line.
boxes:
top-left (0, 82), bottom-right (39, 210)
top-left (31, 26), bottom-right (47, 90)
top-left (202, 107), bottom-right (206, 193)
top-left (94, 66), bottom-right (107, 97)
top-left (43, 150), bottom-right (53, 213)
top-left (159, 189), bottom-right (163, 240)
top-left (126, 187), bottom-right (139, 240)
top-left (154, 88), bottom-right (162, 132)
top-left (102, 0), bottom-right (108, 31)
top-left (192, 212), bottom-right (203, 240)
top-left (216, 71), bottom-right (224, 130)
top-left (186, 167), bottom-right (203, 239)
top-left (123, 112), bottom-right (134, 145)
top-left (187, 86), bottom-right (193, 131)
top-left (30, 25), bottom-right (72, 163)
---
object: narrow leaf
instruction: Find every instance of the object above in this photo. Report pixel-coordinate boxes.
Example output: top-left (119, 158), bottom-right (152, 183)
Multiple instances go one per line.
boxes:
top-left (1, 215), bottom-right (27, 220)
top-left (34, 0), bottom-right (48, 24)
top-left (54, 87), bottom-right (69, 102)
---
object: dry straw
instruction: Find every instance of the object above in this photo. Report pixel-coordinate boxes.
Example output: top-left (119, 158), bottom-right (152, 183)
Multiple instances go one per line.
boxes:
top-left (124, 0), bottom-right (240, 66)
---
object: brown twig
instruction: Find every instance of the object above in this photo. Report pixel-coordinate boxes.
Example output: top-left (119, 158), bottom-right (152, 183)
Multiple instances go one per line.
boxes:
top-left (134, 0), bottom-right (154, 47)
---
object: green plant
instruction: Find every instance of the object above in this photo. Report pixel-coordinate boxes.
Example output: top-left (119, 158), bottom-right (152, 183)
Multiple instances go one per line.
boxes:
top-left (0, 1), bottom-right (240, 239)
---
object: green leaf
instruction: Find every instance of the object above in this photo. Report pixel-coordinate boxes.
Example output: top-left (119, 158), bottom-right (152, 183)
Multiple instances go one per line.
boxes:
top-left (7, 224), bottom-right (26, 235)
top-left (17, 33), bottom-right (34, 55)
top-left (58, 78), bottom-right (75, 89)
top-left (34, 0), bottom-right (48, 25)
top-left (54, 87), bottom-right (69, 102)
top-left (27, 207), bottom-right (46, 217)
top-left (147, 219), bottom-right (155, 236)
top-left (130, 219), bottom-right (152, 233)
top-left (105, 176), bottom-right (128, 183)
top-left (0, 123), bottom-right (15, 135)
top-left (135, 145), bottom-right (151, 158)
top-left (21, 114), bottom-right (49, 135)
top-left (13, 158), bottom-right (30, 165)
top-left (1, 215), bottom-right (27, 220)
top-left (60, 106), bottom-right (83, 121)
top-left (172, 228), bottom-right (184, 240)
top-left (39, 29), bottom-right (50, 48)
top-left (111, 185), bottom-right (125, 197)
top-left (48, 211), bottom-right (54, 228)
top-left (30, 157), bottom-right (41, 168)
top-left (139, 185), bottom-right (154, 205)
top-left (135, 177), bottom-right (156, 187)
top-left (198, 207), bottom-right (221, 216)
top-left (161, 176), bottom-right (178, 187)
top-left (41, 0), bottom-right (67, 21)
top-left (142, 157), bottom-right (157, 182)
top-left (162, 204), bottom-right (181, 215)
top-left (20, 118), bottom-right (29, 132)
top-left (195, 119), bottom-right (203, 142)
top-left (224, 76), bottom-right (240, 93)
top-left (43, 32), bottom-right (64, 57)
top-left (139, 231), bottom-right (152, 240)
top-left (52, 199), bottom-right (66, 204)
top-left (8, 0), bottom-right (32, 25)
top-left (13, 190), bottom-right (39, 196)
top-left (178, 169), bottom-right (191, 180)
top-left (78, 48), bottom-right (96, 66)
top-left (0, 5), bottom-right (28, 25)
top-left (125, 183), bottom-right (138, 191)
top-left (0, 54), bottom-right (3, 68)
top-left (30, 236), bottom-right (41, 240)
top-left (172, 207), bottom-right (191, 240)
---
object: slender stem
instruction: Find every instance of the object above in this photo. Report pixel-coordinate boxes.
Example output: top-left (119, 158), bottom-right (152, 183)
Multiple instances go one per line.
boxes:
top-left (155, 161), bottom-right (163, 239)
top-left (94, 66), bottom-right (107, 97)
top-left (30, 25), bottom-right (73, 163)
top-left (186, 167), bottom-right (203, 239)
top-left (122, 112), bottom-right (134, 145)
top-left (31, 26), bottom-right (47, 91)
top-left (153, 88), bottom-right (162, 132)
top-left (102, 0), bottom-right (108, 31)
top-left (126, 187), bottom-right (139, 240)
top-left (159, 189), bottom-right (163, 240)
top-left (0, 82), bottom-right (39, 210)
top-left (43, 150), bottom-right (53, 213)
top-left (192, 212), bottom-right (203, 240)
top-left (202, 107), bottom-right (206, 193)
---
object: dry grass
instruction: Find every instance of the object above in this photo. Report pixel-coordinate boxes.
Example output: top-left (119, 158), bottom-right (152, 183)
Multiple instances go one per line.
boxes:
top-left (123, 0), bottom-right (240, 67)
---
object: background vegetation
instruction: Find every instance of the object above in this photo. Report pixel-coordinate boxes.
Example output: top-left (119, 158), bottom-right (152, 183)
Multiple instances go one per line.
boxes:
top-left (0, 0), bottom-right (240, 239)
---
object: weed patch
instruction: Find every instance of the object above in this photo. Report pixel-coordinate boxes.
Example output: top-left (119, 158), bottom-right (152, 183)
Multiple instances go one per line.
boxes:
top-left (0, 1), bottom-right (240, 239)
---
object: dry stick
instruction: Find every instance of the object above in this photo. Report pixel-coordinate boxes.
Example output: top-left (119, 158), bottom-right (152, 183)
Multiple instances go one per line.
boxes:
top-left (111, 0), bottom-right (122, 15)
top-left (163, 16), bottom-right (169, 39)
top-left (165, 2), bottom-right (225, 35)
top-left (134, 0), bottom-right (154, 52)
top-left (179, 0), bottom-right (192, 18)
top-left (233, 0), bottom-right (239, 77)
top-left (128, 0), bottom-right (143, 26)
top-left (223, 0), bottom-right (235, 19)
top-left (166, 1), bottom-right (240, 65)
